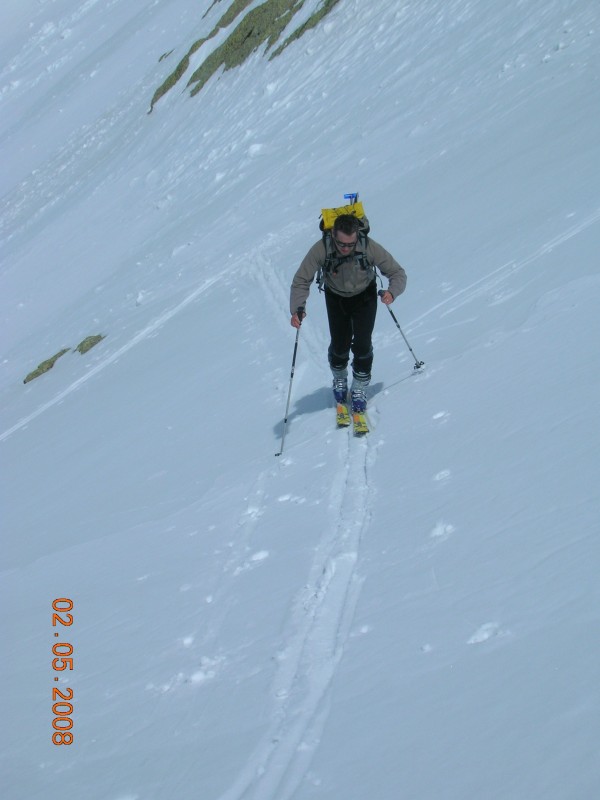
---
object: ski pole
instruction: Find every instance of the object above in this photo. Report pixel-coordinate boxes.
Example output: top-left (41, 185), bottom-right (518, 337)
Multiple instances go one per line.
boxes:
top-left (378, 291), bottom-right (424, 370)
top-left (275, 307), bottom-right (305, 457)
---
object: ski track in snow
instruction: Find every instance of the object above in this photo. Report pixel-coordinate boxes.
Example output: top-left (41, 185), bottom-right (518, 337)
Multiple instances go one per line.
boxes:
top-left (218, 438), bottom-right (375, 800)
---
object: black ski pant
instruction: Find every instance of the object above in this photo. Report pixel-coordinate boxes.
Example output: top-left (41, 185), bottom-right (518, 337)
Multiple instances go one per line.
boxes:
top-left (325, 281), bottom-right (377, 381)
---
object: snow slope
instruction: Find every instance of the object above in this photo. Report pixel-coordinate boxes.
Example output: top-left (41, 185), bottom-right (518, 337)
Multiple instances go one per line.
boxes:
top-left (2, 1), bottom-right (600, 798)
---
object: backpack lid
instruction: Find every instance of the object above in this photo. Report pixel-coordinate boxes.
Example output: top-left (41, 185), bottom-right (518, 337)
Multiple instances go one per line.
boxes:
top-left (320, 201), bottom-right (366, 231)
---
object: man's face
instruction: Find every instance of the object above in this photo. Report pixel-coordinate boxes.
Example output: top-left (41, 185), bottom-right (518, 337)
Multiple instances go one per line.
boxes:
top-left (332, 228), bottom-right (358, 254)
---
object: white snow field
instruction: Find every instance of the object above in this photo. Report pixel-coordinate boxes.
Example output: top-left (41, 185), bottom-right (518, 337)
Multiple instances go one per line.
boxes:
top-left (1, 1), bottom-right (600, 798)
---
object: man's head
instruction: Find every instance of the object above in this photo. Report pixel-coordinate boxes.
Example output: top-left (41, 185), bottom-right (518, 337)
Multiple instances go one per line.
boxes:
top-left (332, 214), bottom-right (360, 254)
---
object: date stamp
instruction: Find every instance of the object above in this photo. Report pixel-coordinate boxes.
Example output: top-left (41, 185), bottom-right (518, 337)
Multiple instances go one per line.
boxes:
top-left (51, 598), bottom-right (74, 745)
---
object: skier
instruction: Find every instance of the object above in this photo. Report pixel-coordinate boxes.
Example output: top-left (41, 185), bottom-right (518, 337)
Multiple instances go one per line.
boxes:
top-left (289, 214), bottom-right (407, 414)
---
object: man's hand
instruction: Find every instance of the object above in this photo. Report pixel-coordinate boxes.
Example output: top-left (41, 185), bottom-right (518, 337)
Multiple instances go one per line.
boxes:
top-left (379, 290), bottom-right (394, 305)
top-left (290, 310), bottom-right (306, 328)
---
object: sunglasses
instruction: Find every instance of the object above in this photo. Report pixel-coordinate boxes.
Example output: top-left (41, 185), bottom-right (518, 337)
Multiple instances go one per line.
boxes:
top-left (333, 236), bottom-right (357, 250)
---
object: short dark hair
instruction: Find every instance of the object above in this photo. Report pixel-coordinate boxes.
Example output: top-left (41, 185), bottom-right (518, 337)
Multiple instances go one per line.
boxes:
top-left (332, 214), bottom-right (360, 236)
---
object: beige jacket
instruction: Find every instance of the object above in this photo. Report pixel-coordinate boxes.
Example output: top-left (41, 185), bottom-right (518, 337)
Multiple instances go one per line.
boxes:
top-left (290, 235), bottom-right (407, 314)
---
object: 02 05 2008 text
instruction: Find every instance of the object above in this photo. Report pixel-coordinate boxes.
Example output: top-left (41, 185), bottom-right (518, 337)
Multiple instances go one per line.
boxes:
top-left (51, 598), bottom-right (74, 745)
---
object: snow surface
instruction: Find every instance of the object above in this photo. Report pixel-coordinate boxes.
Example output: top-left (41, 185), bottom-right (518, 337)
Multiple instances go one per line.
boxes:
top-left (2, 1), bottom-right (600, 798)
